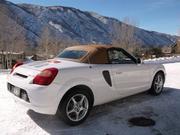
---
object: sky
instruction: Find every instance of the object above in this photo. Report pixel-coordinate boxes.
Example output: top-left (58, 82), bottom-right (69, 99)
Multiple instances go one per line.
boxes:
top-left (9, 0), bottom-right (180, 35)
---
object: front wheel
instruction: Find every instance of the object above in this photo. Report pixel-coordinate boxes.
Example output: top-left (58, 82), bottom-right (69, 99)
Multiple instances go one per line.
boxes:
top-left (57, 90), bottom-right (92, 126)
top-left (150, 72), bottom-right (165, 95)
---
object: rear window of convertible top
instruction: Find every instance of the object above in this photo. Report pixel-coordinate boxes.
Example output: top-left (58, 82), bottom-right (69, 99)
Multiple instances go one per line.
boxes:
top-left (57, 50), bottom-right (87, 59)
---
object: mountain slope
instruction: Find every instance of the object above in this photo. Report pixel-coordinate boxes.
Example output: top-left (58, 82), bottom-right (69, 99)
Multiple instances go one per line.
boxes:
top-left (0, 0), bottom-right (178, 48)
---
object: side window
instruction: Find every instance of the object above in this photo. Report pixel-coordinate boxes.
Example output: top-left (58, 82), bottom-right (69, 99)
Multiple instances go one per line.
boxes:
top-left (108, 49), bottom-right (135, 64)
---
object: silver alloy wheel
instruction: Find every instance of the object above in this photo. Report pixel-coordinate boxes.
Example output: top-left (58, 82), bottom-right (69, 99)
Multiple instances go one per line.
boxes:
top-left (66, 94), bottom-right (89, 122)
top-left (154, 74), bottom-right (164, 93)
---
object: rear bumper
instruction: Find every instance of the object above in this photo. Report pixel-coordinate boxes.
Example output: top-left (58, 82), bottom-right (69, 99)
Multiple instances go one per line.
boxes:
top-left (12, 94), bottom-right (57, 114)
top-left (7, 75), bottom-right (62, 115)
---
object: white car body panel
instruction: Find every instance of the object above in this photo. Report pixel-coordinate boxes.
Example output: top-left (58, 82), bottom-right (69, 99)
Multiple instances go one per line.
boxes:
top-left (7, 58), bottom-right (166, 115)
top-left (111, 64), bottom-right (150, 93)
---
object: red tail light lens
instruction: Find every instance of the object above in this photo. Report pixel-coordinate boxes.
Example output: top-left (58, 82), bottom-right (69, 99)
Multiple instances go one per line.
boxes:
top-left (11, 62), bottom-right (23, 74)
top-left (33, 68), bottom-right (58, 86)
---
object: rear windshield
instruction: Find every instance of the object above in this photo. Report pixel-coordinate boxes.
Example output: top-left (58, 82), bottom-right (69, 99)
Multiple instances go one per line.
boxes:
top-left (57, 50), bottom-right (87, 59)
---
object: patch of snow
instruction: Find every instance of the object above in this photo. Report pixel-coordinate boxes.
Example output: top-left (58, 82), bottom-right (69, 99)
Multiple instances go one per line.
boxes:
top-left (49, 6), bottom-right (63, 11)
top-left (67, 9), bottom-right (72, 13)
top-left (164, 63), bottom-right (180, 89)
top-left (144, 56), bottom-right (180, 64)
top-left (49, 21), bottom-right (63, 33)
top-left (89, 12), bottom-right (108, 24)
top-left (0, 69), bottom-right (10, 74)
top-left (92, 40), bottom-right (96, 44)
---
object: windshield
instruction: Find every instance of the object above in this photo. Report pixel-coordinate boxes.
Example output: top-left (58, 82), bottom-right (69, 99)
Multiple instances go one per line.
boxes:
top-left (57, 50), bottom-right (87, 59)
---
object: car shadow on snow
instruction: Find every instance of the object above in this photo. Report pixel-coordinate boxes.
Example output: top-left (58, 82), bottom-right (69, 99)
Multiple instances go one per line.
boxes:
top-left (27, 87), bottom-right (179, 135)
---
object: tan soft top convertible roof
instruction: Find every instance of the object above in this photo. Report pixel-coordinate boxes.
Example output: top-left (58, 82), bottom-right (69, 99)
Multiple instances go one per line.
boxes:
top-left (64, 45), bottom-right (117, 64)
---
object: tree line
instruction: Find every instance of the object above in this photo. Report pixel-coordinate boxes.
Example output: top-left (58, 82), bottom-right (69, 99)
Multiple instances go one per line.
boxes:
top-left (0, 5), bottom-right (179, 69)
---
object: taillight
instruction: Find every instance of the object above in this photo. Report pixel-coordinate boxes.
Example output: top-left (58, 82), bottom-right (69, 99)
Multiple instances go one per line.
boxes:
top-left (33, 68), bottom-right (58, 86)
top-left (11, 62), bottom-right (23, 74)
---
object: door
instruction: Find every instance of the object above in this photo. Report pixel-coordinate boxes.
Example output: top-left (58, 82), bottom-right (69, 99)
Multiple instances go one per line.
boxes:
top-left (108, 48), bottom-right (150, 95)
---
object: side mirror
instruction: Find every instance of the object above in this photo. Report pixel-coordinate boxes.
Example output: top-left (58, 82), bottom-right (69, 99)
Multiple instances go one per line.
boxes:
top-left (137, 58), bottom-right (143, 64)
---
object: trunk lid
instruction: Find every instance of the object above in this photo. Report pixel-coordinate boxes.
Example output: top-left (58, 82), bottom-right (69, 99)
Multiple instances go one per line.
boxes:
top-left (13, 58), bottom-right (87, 76)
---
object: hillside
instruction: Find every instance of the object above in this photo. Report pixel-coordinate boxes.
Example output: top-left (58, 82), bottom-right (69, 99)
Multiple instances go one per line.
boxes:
top-left (0, 0), bottom-right (178, 48)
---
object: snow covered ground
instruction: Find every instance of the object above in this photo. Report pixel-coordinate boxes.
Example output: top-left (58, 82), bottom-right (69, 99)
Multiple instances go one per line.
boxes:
top-left (144, 56), bottom-right (180, 64)
top-left (0, 62), bottom-right (180, 135)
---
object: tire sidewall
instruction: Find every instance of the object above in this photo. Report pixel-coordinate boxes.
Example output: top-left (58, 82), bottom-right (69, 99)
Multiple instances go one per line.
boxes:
top-left (58, 89), bottom-right (92, 126)
top-left (150, 72), bottom-right (164, 95)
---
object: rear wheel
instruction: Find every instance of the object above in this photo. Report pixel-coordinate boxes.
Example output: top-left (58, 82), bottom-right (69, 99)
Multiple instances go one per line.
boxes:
top-left (57, 89), bottom-right (92, 126)
top-left (150, 72), bottom-right (165, 95)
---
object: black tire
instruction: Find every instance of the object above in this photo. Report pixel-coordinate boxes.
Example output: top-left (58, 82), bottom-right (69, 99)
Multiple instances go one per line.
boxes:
top-left (57, 89), bottom-right (93, 126)
top-left (150, 72), bottom-right (165, 96)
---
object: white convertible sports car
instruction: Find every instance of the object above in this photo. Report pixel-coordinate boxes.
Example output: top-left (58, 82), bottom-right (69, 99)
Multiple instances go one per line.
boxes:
top-left (7, 45), bottom-right (165, 125)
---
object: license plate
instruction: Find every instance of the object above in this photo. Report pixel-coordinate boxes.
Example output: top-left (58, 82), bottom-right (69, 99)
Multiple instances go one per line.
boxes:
top-left (13, 87), bottom-right (20, 96)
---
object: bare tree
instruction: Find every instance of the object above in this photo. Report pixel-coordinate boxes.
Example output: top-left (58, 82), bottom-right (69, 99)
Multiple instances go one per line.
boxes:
top-left (37, 26), bottom-right (54, 59)
top-left (0, 6), bottom-right (9, 51)
top-left (0, 6), bottom-right (11, 68)
top-left (37, 25), bottom-right (79, 59)
top-left (37, 26), bottom-right (64, 59)
top-left (0, 6), bottom-right (27, 68)
top-left (112, 17), bottom-right (141, 54)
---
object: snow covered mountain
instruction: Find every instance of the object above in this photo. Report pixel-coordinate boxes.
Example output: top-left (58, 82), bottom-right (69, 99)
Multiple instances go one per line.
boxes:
top-left (0, 0), bottom-right (178, 47)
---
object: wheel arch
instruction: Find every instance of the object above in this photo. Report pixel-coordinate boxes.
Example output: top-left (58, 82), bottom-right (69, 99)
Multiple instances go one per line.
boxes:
top-left (154, 70), bottom-right (165, 80)
top-left (149, 70), bottom-right (165, 95)
top-left (59, 85), bottom-right (94, 107)
top-left (150, 69), bottom-right (166, 87)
